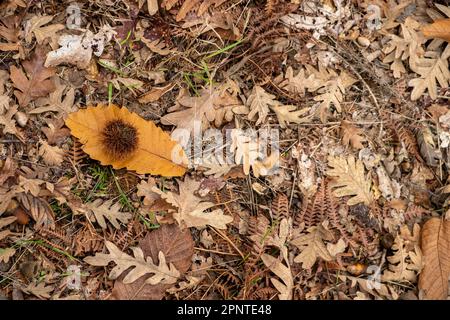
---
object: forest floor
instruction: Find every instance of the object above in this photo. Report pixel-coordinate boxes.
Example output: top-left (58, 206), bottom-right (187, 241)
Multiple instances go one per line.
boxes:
top-left (1, 0), bottom-right (450, 300)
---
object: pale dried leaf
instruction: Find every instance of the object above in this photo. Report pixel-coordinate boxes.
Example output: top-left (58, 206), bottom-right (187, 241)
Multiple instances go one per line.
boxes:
top-left (261, 253), bottom-right (293, 300)
top-left (85, 241), bottom-right (180, 285)
top-left (152, 177), bottom-right (232, 229)
top-left (326, 155), bottom-right (374, 205)
top-left (85, 199), bottom-right (132, 229)
top-left (291, 225), bottom-right (333, 269)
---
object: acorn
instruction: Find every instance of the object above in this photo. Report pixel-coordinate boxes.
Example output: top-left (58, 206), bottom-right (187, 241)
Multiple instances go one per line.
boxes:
top-left (12, 207), bottom-right (30, 225)
top-left (346, 263), bottom-right (368, 276)
top-left (380, 233), bottom-right (395, 249)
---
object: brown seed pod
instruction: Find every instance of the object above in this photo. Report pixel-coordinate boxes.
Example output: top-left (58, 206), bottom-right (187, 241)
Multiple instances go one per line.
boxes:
top-left (13, 207), bottom-right (30, 225)
top-left (101, 119), bottom-right (139, 160)
top-left (346, 263), bottom-right (368, 276)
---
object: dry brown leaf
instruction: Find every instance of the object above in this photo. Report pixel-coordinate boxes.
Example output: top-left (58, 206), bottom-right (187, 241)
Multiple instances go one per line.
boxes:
top-left (39, 139), bottom-right (64, 166)
top-left (419, 218), bottom-right (450, 300)
top-left (271, 105), bottom-right (311, 128)
top-left (152, 177), bottom-right (232, 229)
top-left (41, 117), bottom-right (70, 145)
top-left (0, 105), bottom-right (24, 140)
top-left (10, 47), bottom-right (56, 106)
top-left (112, 224), bottom-right (193, 300)
top-left (65, 104), bottom-right (187, 176)
top-left (408, 44), bottom-right (450, 101)
top-left (85, 240), bottom-right (180, 285)
top-left (290, 225), bottom-right (334, 269)
top-left (382, 234), bottom-right (422, 282)
top-left (21, 282), bottom-right (54, 299)
top-left (31, 83), bottom-right (76, 117)
top-left (138, 83), bottom-right (174, 103)
top-left (85, 199), bottom-right (132, 229)
top-left (0, 247), bottom-right (15, 263)
top-left (312, 69), bottom-right (356, 123)
top-left (340, 120), bottom-right (366, 149)
top-left (261, 253), bottom-right (293, 300)
top-left (137, 178), bottom-right (160, 206)
top-left (326, 155), bottom-right (374, 206)
top-left (245, 86), bottom-right (278, 126)
top-left (161, 84), bottom-right (239, 131)
top-left (0, 15), bottom-right (21, 52)
top-left (24, 15), bottom-right (63, 45)
top-left (422, 18), bottom-right (450, 42)
top-left (16, 193), bottom-right (55, 230)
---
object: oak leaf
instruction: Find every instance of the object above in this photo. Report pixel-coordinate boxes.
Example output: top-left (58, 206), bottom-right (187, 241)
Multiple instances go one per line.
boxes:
top-left (408, 44), bottom-right (450, 101)
top-left (290, 225), bottom-right (334, 269)
top-left (21, 282), bottom-right (54, 299)
top-left (112, 224), bottom-right (194, 300)
top-left (271, 105), bottom-right (311, 128)
top-left (161, 84), bottom-right (239, 132)
top-left (39, 139), bottom-right (64, 166)
top-left (382, 234), bottom-right (422, 282)
top-left (245, 86), bottom-right (278, 125)
top-left (152, 177), bottom-right (233, 229)
top-left (85, 199), bottom-right (132, 229)
top-left (326, 155), bottom-right (374, 206)
top-left (10, 47), bottom-right (56, 106)
top-left (85, 240), bottom-right (180, 285)
top-left (340, 120), bottom-right (366, 149)
top-left (31, 83), bottom-right (76, 117)
top-left (65, 104), bottom-right (187, 176)
top-left (419, 218), bottom-right (450, 300)
top-left (261, 253), bottom-right (293, 300)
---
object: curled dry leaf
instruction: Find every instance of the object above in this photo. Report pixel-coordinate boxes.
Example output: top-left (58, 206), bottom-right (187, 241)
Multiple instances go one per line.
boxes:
top-left (65, 104), bottom-right (187, 176)
top-left (45, 26), bottom-right (116, 69)
top-left (419, 218), bottom-right (450, 300)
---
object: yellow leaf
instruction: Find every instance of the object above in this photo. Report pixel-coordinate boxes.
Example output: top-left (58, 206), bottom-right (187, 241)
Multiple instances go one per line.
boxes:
top-left (422, 19), bottom-right (450, 42)
top-left (65, 104), bottom-right (187, 176)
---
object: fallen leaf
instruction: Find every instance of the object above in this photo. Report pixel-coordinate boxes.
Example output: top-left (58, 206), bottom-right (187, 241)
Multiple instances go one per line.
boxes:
top-left (422, 19), bottom-right (450, 42)
top-left (161, 84), bottom-right (239, 132)
top-left (85, 240), bottom-right (180, 285)
top-left (291, 225), bottom-right (334, 269)
top-left (271, 105), bottom-right (311, 128)
top-left (138, 83), bottom-right (174, 103)
top-left (21, 282), bottom-right (54, 300)
top-left (326, 155), bottom-right (374, 206)
top-left (10, 46), bottom-right (56, 106)
top-left (152, 177), bottom-right (233, 229)
top-left (419, 218), bottom-right (450, 300)
top-left (85, 199), bottom-right (132, 229)
top-left (340, 120), bottom-right (366, 149)
top-left (261, 253), bottom-right (293, 300)
top-left (112, 224), bottom-right (194, 300)
top-left (65, 104), bottom-right (187, 176)
top-left (39, 139), bottom-right (64, 166)
top-left (31, 83), bottom-right (76, 117)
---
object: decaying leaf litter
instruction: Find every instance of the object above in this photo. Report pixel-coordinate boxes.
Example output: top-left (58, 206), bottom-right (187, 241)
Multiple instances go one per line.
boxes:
top-left (1, 0), bottom-right (450, 300)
